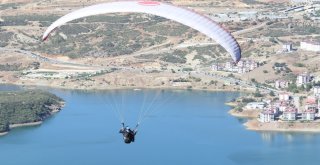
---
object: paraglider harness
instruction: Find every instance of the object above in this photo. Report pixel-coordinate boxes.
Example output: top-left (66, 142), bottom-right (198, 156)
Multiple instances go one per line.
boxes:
top-left (119, 123), bottom-right (138, 144)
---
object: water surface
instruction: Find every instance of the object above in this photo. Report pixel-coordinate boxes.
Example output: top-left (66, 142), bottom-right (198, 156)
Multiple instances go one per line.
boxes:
top-left (0, 86), bottom-right (320, 165)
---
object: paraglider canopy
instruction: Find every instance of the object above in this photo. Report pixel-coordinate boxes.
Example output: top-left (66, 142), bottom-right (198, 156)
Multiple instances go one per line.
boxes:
top-left (42, 0), bottom-right (241, 63)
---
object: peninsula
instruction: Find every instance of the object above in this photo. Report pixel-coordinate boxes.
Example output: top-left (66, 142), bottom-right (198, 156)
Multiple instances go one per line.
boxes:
top-left (0, 90), bottom-right (64, 136)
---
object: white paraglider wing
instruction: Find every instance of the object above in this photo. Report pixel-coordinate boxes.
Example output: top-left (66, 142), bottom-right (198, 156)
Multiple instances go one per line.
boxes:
top-left (42, 1), bottom-right (241, 62)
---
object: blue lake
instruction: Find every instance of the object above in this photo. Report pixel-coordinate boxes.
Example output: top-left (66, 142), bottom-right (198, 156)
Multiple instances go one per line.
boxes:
top-left (1, 86), bottom-right (320, 165)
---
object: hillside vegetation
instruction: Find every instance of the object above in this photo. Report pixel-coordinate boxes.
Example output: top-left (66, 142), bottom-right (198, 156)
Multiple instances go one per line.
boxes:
top-left (0, 90), bottom-right (63, 133)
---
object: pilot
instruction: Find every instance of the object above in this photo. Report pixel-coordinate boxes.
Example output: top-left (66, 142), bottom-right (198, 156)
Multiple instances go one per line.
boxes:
top-left (119, 123), bottom-right (137, 144)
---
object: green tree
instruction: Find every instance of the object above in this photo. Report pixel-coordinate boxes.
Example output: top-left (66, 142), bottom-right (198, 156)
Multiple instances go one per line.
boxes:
top-left (209, 80), bottom-right (218, 86)
top-left (0, 90), bottom-right (63, 133)
top-left (288, 83), bottom-right (298, 93)
top-left (306, 83), bottom-right (312, 92)
top-left (269, 91), bottom-right (275, 96)
top-left (253, 88), bottom-right (263, 97)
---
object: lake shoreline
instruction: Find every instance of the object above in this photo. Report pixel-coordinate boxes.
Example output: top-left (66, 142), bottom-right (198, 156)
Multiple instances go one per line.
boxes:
top-left (0, 82), bottom-right (250, 93)
top-left (9, 121), bottom-right (43, 129)
top-left (0, 122), bottom-right (43, 137)
top-left (228, 109), bottom-right (260, 118)
top-left (0, 132), bottom-right (8, 136)
top-left (0, 101), bottom-right (65, 137)
top-left (227, 101), bottom-right (320, 133)
top-left (244, 120), bottom-right (320, 133)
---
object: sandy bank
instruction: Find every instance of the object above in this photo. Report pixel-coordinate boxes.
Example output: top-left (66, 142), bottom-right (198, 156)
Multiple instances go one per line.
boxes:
top-left (225, 102), bottom-right (237, 107)
top-left (0, 121), bottom-right (43, 137)
top-left (0, 132), bottom-right (8, 136)
top-left (244, 120), bottom-right (320, 133)
top-left (1, 82), bottom-right (245, 93)
top-left (228, 109), bottom-right (260, 118)
top-left (9, 121), bottom-right (43, 129)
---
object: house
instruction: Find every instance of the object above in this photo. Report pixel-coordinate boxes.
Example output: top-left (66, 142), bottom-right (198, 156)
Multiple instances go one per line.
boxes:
top-left (296, 72), bottom-right (311, 87)
top-left (211, 64), bottom-right (222, 71)
top-left (282, 108), bottom-right (297, 121)
top-left (275, 80), bottom-right (289, 89)
top-left (314, 86), bottom-right (320, 97)
top-left (283, 43), bottom-right (293, 52)
top-left (250, 62), bottom-right (259, 71)
top-left (306, 96), bottom-right (317, 104)
top-left (237, 61), bottom-right (245, 68)
top-left (229, 67), bottom-right (239, 72)
top-left (238, 67), bottom-right (249, 74)
top-left (305, 103), bottom-right (317, 111)
top-left (245, 102), bottom-right (266, 110)
top-left (305, 97), bottom-right (319, 118)
top-left (274, 66), bottom-right (285, 71)
top-left (225, 62), bottom-right (233, 70)
top-left (279, 93), bottom-right (290, 101)
top-left (302, 104), bottom-right (317, 121)
top-left (221, 59), bottom-right (259, 74)
top-left (277, 101), bottom-right (289, 112)
top-left (245, 60), bottom-right (259, 71)
top-left (259, 109), bottom-right (275, 123)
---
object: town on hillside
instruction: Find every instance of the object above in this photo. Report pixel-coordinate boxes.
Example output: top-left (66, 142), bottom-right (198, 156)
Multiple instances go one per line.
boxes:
top-left (230, 72), bottom-right (320, 130)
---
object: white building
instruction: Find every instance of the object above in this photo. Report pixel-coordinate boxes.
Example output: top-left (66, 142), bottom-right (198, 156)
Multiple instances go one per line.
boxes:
top-left (302, 104), bottom-right (317, 121)
top-left (225, 62), bottom-right (233, 70)
top-left (301, 109), bottom-right (316, 121)
top-left (300, 41), bottom-right (320, 52)
top-left (245, 102), bottom-right (266, 110)
top-left (238, 67), bottom-right (249, 74)
top-left (223, 60), bottom-right (259, 74)
top-left (211, 64), bottom-right (222, 71)
top-left (259, 109), bottom-right (275, 123)
top-left (275, 80), bottom-right (289, 89)
top-left (237, 61), bottom-right (245, 68)
top-left (296, 72), bottom-right (311, 87)
top-left (245, 60), bottom-right (259, 71)
top-left (283, 43), bottom-right (293, 52)
top-left (279, 93), bottom-right (290, 101)
top-left (282, 108), bottom-right (297, 121)
top-left (305, 103), bottom-right (317, 111)
top-left (314, 86), bottom-right (320, 97)
top-left (278, 102), bottom-right (289, 112)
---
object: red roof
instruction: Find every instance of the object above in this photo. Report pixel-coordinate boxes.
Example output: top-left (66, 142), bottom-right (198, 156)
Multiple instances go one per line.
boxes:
top-left (284, 108), bottom-right (297, 113)
top-left (306, 97), bottom-right (316, 104)
top-left (303, 109), bottom-right (316, 113)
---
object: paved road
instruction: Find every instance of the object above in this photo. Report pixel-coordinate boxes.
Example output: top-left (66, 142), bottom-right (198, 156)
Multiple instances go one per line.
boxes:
top-left (232, 22), bottom-right (267, 36)
top-left (189, 70), bottom-right (281, 94)
top-left (0, 47), bottom-right (95, 67)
